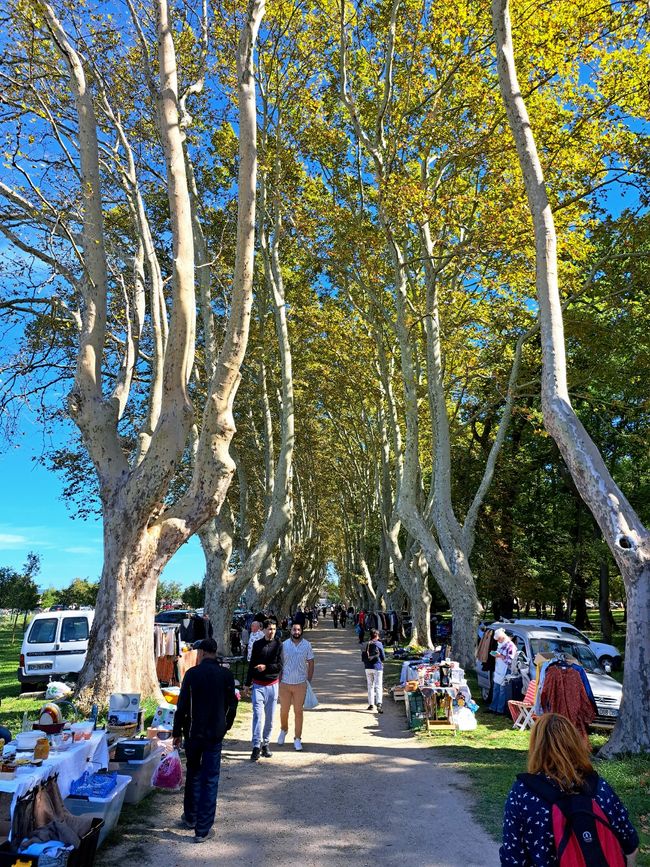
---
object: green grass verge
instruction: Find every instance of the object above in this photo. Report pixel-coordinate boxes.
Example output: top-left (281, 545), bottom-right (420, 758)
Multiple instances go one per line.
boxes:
top-left (385, 657), bottom-right (649, 866)
top-left (0, 619), bottom-right (43, 736)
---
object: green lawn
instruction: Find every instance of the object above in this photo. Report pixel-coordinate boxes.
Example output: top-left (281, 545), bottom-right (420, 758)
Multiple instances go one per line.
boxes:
top-left (0, 619), bottom-right (43, 737)
top-left (384, 657), bottom-right (649, 865)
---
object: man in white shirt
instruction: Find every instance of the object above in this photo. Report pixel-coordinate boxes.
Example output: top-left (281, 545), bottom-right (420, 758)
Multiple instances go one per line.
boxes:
top-left (247, 621), bottom-right (264, 661)
top-left (278, 623), bottom-right (314, 751)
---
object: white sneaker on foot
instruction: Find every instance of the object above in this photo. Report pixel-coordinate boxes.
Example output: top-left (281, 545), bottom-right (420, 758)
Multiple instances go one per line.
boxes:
top-left (294, 738), bottom-right (303, 751)
top-left (277, 730), bottom-right (287, 745)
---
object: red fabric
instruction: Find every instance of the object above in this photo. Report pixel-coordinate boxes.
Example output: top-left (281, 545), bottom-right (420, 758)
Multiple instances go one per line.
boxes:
top-left (594, 800), bottom-right (626, 867)
top-left (507, 680), bottom-right (538, 722)
top-left (541, 666), bottom-right (595, 736)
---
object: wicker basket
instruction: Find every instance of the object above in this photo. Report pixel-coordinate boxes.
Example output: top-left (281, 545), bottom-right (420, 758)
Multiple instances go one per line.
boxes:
top-left (107, 722), bottom-right (138, 739)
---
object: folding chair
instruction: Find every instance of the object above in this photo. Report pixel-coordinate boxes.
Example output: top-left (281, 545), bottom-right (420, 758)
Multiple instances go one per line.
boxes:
top-left (507, 679), bottom-right (539, 731)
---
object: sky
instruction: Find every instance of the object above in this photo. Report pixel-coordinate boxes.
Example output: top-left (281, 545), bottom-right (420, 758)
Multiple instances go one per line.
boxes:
top-left (0, 425), bottom-right (205, 592)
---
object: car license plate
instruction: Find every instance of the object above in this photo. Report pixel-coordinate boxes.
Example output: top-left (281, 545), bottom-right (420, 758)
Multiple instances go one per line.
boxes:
top-left (29, 662), bottom-right (53, 670)
top-left (599, 708), bottom-right (618, 717)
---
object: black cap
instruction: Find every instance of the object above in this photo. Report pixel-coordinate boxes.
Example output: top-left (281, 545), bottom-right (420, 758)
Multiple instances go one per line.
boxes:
top-left (195, 638), bottom-right (218, 654)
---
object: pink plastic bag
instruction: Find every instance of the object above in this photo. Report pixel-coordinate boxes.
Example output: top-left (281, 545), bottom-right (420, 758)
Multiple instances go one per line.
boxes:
top-left (152, 748), bottom-right (183, 791)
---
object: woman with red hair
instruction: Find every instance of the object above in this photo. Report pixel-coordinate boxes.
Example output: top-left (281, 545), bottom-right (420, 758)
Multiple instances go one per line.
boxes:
top-left (500, 713), bottom-right (638, 866)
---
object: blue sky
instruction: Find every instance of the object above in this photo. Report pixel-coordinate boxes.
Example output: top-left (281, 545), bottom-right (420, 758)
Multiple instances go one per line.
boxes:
top-left (0, 428), bottom-right (205, 592)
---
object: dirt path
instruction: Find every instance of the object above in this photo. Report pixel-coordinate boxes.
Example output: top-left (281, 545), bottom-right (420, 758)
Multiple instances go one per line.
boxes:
top-left (99, 625), bottom-right (500, 867)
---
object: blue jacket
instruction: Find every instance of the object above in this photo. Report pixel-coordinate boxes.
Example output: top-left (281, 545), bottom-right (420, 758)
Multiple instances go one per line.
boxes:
top-left (362, 639), bottom-right (385, 670)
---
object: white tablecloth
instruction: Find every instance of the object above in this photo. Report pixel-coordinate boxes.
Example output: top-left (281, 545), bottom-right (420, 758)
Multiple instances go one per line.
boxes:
top-left (0, 731), bottom-right (109, 838)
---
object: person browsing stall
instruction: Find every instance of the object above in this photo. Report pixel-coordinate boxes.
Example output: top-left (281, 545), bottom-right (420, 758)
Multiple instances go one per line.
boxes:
top-left (488, 627), bottom-right (516, 715)
top-left (172, 638), bottom-right (238, 844)
top-left (247, 620), bottom-right (264, 661)
top-left (245, 619), bottom-right (283, 761)
top-left (278, 623), bottom-right (315, 751)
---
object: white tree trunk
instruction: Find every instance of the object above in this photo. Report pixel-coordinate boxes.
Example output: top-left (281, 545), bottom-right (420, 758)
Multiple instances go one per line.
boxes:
top-left (493, 0), bottom-right (650, 754)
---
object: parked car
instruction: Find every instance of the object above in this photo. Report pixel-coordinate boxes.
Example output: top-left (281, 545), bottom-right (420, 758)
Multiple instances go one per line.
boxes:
top-left (154, 608), bottom-right (197, 625)
top-left (18, 609), bottom-right (95, 687)
top-left (476, 623), bottom-right (622, 728)
top-left (511, 619), bottom-right (622, 670)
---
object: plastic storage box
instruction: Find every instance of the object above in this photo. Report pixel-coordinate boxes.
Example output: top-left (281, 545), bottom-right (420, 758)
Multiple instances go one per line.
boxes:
top-left (108, 747), bottom-right (163, 804)
top-left (64, 774), bottom-right (131, 848)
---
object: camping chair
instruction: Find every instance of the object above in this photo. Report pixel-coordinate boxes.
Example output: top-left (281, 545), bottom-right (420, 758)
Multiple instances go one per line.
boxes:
top-left (507, 679), bottom-right (539, 731)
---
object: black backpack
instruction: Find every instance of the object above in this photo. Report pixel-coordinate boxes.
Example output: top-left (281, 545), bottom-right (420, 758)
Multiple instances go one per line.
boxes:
top-left (517, 773), bottom-right (626, 867)
top-left (361, 641), bottom-right (380, 665)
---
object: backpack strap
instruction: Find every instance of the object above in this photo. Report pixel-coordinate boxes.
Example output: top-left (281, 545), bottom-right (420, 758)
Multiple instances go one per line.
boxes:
top-left (517, 774), bottom-right (575, 863)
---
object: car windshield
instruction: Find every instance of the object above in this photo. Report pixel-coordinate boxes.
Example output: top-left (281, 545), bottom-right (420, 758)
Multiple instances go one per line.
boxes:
top-left (530, 638), bottom-right (603, 673)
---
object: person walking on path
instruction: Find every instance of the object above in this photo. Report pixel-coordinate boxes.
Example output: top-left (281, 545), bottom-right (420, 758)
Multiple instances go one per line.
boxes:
top-left (293, 607), bottom-right (306, 629)
top-left (488, 628), bottom-right (516, 715)
top-left (246, 620), bottom-right (264, 661)
top-left (278, 623), bottom-right (315, 751)
top-left (339, 606), bottom-right (348, 628)
top-left (172, 638), bottom-right (238, 844)
top-left (500, 713), bottom-right (638, 866)
top-left (332, 605), bottom-right (339, 628)
top-left (362, 628), bottom-right (385, 713)
top-left (245, 620), bottom-right (283, 761)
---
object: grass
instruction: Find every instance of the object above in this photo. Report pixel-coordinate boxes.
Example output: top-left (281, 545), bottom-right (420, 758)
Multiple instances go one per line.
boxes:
top-left (385, 656), bottom-right (650, 865)
top-left (0, 619), bottom-right (43, 737)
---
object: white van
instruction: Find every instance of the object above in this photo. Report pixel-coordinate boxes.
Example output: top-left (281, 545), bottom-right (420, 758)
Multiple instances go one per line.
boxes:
top-left (18, 609), bottom-right (94, 687)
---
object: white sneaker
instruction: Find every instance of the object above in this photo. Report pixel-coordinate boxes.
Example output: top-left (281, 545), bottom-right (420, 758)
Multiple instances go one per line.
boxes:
top-left (293, 738), bottom-right (303, 751)
top-left (277, 730), bottom-right (287, 745)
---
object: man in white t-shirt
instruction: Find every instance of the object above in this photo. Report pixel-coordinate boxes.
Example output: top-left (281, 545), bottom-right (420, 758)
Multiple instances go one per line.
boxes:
top-left (247, 621), bottom-right (264, 661)
top-left (277, 623), bottom-right (314, 751)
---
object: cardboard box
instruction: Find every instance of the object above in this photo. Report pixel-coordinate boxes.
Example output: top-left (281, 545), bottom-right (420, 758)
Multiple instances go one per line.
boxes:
top-left (107, 709), bottom-right (141, 726)
top-left (109, 693), bottom-right (141, 712)
top-left (151, 704), bottom-right (176, 729)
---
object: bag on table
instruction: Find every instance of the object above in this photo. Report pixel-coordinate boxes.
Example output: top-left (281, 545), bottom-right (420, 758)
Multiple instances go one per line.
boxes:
top-left (518, 772), bottom-right (625, 867)
top-left (152, 748), bottom-right (183, 791)
top-left (303, 682), bottom-right (319, 710)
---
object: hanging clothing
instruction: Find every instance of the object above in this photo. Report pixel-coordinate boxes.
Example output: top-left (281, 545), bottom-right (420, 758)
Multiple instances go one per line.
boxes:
top-left (476, 628), bottom-right (494, 664)
top-left (540, 665), bottom-right (595, 736)
top-left (156, 655), bottom-right (175, 684)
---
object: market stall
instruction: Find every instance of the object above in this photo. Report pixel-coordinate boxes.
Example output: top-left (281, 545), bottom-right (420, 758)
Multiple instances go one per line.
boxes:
top-left (394, 653), bottom-right (478, 733)
top-left (0, 727), bottom-right (109, 865)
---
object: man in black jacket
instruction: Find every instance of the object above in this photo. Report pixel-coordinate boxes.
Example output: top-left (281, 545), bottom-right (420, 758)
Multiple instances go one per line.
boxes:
top-left (244, 619), bottom-right (282, 761)
top-left (173, 638), bottom-right (238, 843)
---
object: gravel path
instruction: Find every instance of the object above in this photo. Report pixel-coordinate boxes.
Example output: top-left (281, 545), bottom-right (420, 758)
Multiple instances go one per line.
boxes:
top-left (99, 625), bottom-right (500, 867)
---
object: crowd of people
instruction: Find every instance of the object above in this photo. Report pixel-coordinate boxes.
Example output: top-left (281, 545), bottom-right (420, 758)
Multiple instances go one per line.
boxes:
top-left (171, 604), bottom-right (639, 866)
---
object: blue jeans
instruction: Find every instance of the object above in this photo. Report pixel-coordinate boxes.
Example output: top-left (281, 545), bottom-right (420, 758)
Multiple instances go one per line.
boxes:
top-left (489, 681), bottom-right (507, 714)
top-left (183, 738), bottom-right (223, 838)
top-left (252, 682), bottom-right (278, 747)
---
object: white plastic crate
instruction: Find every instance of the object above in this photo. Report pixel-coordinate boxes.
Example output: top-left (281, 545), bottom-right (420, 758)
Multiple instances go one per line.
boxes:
top-left (64, 774), bottom-right (131, 847)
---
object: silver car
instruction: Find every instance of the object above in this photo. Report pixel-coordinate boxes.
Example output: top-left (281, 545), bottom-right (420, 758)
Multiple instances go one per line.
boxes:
top-left (475, 623), bottom-right (622, 728)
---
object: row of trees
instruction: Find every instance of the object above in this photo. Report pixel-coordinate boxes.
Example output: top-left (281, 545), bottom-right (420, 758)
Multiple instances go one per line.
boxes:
top-left (0, 555), bottom-right (41, 637)
top-left (0, 0), bottom-right (647, 751)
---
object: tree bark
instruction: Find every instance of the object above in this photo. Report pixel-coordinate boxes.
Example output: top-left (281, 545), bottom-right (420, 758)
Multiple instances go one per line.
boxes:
top-left (493, 0), bottom-right (650, 754)
top-left (76, 0), bottom-right (265, 704)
